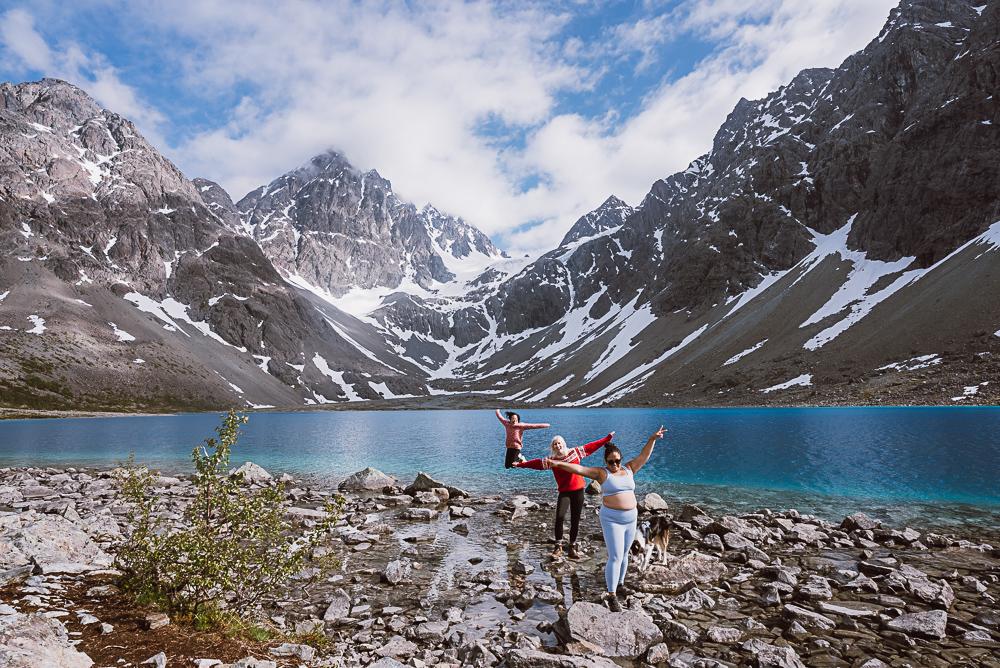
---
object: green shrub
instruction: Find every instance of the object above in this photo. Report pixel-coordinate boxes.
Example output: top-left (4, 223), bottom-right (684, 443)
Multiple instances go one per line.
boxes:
top-left (112, 410), bottom-right (342, 620)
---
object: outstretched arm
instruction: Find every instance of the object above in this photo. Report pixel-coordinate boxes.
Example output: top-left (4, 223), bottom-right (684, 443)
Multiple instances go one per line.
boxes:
top-left (549, 460), bottom-right (606, 482)
top-left (520, 421), bottom-right (550, 429)
top-left (581, 431), bottom-right (614, 457)
top-left (514, 457), bottom-right (546, 470)
top-left (495, 409), bottom-right (510, 425)
top-left (627, 426), bottom-right (666, 474)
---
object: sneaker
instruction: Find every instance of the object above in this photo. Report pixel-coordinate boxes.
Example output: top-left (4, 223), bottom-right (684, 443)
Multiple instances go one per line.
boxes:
top-left (550, 542), bottom-right (564, 559)
top-left (567, 543), bottom-right (581, 560)
top-left (605, 592), bottom-right (622, 612)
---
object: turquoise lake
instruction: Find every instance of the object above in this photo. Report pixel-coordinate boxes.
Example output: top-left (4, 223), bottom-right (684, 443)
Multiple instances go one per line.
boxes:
top-left (1, 407), bottom-right (998, 527)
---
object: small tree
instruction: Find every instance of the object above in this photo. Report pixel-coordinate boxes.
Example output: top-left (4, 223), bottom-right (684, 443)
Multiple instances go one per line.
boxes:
top-left (113, 410), bottom-right (342, 621)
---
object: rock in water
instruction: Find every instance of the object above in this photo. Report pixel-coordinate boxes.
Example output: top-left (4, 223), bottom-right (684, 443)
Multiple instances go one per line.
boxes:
top-left (404, 471), bottom-right (468, 498)
top-left (0, 611), bottom-right (94, 668)
top-left (339, 467), bottom-right (397, 492)
top-left (841, 512), bottom-right (881, 532)
top-left (639, 492), bottom-right (669, 512)
top-left (885, 610), bottom-right (948, 639)
top-left (563, 602), bottom-right (662, 658)
top-left (229, 461), bottom-right (272, 485)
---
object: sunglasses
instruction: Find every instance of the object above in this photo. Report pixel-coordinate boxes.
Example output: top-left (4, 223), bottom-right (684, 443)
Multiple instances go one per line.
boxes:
top-left (606, 458), bottom-right (622, 465)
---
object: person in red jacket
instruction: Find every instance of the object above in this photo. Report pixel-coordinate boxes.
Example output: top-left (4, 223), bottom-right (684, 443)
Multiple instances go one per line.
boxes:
top-left (515, 431), bottom-right (614, 559)
top-left (496, 409), bottom-right (550, 468)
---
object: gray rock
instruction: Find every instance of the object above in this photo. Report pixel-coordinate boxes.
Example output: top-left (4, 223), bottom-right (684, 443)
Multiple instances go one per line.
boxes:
top-left (661, 619), bottom-right (699, 643)
top-left (668, 587), bottom-right (715, 612)
top-left (885, 610), bottom-right (948, 639)
top-left (795, 575), bottom-right (833, 601)
top-left (144, 612), bottom-right (169, 630)
top-left (3, 514), bottom-right (112, 573)
top-left (323, 588), bottom-right (352, 622)
top-left (586, 480), bottom-right (602, 495)
top-left (639, 493), bottom-right (669, 512)
top-left (507, 649), bottom-right (618, 667)
top-left (141, 653), bottom-right (166, 668)
top-left (0, 565), bottom-right (33, 587)
top-left (0, 611), bottom-right (94, 668)
top-left (565, 602), bottom-right (662, 657)
top-left (269, 643), bottom-right (315, 661)
top-left (229, 462), bottom-right (273, 485)
top-left (642, 551), bottom-right (727, 592)
top-left (782, 604), bottom-right (835, 630)
top-left (233, 659), bottom-right (277, 668)
top-left (701, 533), bottom-right (724, 551)
top-left (841, 513), bottom-right (881, 532)
top-left (743, 640), bottom-right (806, 668)
top-left (339, 467), bottom-right (396, 491)
top-left (376, 635), bottom-right (418, 659)
top-left (404, 471), bottom-right (468, 499)
top-left (383, 558), bottom-right (412, 585)
top-left (722, 531), bottom-right (752, 550)
top-left (646, 643), bottom-right (670, 663)
top-left (705, 626), bottom-right (742, 643)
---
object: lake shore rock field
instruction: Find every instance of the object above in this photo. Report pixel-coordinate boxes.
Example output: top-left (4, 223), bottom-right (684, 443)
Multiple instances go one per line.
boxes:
top-left (1, 464), bottom-right (998, 667)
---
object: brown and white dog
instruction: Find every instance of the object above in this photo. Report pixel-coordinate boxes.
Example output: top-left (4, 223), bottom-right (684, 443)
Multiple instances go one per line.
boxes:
top-left (631, 513), bottom-right (671, 570)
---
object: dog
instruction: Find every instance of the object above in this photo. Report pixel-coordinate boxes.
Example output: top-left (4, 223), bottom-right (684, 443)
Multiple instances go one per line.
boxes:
top-left (631, 513), bottom-right (671, 571)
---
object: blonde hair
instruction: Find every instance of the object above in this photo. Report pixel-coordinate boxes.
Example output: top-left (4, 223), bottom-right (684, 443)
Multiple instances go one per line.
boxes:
top-left (550, 435), bottom-right (568, 458)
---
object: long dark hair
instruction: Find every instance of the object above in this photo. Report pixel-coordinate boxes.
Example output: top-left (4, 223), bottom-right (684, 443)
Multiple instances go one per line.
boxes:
top-left (505, 411), bottom-right (520, 422)
top-left (604, 443), bottom-right (622, 464)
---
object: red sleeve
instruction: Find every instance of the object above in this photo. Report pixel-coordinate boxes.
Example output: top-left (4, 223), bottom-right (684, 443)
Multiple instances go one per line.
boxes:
top-left (581, 434), bottom-right (612, 456)
top-left (521, 422), bottom-right (550, 429)
top-left (515, 458), bottom-right (546, 470)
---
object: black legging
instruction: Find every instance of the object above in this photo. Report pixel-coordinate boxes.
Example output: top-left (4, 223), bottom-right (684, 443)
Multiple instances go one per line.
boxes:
top-left (555, 488), bottom-right (585, 544)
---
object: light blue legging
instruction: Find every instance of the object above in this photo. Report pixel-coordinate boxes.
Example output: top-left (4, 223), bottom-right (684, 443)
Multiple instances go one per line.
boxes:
top-left (600, 506), bottom-right (637, 593)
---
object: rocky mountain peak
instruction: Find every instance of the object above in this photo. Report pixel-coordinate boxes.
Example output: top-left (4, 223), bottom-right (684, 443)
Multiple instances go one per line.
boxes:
top-left (560, 195), bottom-right (633, 245)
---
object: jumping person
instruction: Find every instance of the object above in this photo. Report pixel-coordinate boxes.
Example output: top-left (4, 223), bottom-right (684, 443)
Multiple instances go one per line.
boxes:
top-left (548, 425), bottom-right (667, 611)
top-left (514, 432), bottom-right (614, 559)
top-left (496, 409), bottom-right (550, 469)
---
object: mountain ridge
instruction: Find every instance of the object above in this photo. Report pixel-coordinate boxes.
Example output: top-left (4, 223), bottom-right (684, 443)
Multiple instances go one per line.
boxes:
top-left (1, 0), bottom-right (997, 412)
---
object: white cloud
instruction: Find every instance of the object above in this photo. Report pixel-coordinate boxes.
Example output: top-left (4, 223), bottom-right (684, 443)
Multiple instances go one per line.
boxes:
top-left (0, 7), bottom-right (168, 147)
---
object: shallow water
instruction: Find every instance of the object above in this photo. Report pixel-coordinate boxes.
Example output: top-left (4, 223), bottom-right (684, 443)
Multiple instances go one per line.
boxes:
top-left (1, 406), bottom-right (998, 526)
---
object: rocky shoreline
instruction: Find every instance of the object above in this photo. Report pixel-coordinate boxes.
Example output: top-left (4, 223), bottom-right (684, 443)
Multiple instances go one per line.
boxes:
top-left (1, 465), bottom-right (998, 667)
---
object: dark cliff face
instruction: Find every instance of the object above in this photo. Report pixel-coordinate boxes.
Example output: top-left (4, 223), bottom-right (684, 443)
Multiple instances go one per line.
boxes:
top-left (484, 0), bottom-right (998, 335)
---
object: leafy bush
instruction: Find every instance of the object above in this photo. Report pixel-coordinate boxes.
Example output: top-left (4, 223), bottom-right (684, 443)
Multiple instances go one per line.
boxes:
top-left (112, 410), bottom-right (342, 619)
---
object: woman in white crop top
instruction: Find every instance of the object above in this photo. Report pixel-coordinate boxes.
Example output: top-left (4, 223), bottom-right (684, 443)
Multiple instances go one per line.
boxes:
top-left (549, 425), bottom-right (666, 611)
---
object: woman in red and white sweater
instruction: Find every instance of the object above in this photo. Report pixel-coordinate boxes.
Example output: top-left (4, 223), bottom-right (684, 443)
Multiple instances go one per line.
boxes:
top-left (515, 431), bottom-right (614, 559)
top-left (496, 409), bottom-right (550, 468)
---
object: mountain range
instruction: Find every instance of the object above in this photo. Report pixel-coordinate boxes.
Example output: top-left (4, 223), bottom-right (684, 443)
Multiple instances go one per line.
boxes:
top-left (1, 0), bottom-right (997, 412)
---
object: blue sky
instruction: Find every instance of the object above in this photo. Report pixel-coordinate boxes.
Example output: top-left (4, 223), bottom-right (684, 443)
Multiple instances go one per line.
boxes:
top-left (0, 0), bottom-right (896, 252)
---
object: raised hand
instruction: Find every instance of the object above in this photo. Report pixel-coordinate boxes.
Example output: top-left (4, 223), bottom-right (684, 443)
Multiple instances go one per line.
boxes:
top-left (652, 425), bottom-right (666, 440)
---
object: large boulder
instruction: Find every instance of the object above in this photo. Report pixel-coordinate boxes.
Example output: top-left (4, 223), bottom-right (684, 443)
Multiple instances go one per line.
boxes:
top-left (840, 512), bottom-right (881, 532)
top-left (323, 589), bottom-right (352, 622)
top-left (562, 602), bottom-right (662, 658)
top-left (339, 467), bottom-right (397, 492)
top-left (640, 551), bottom-right (728, 593)
top-left (3, 514), bottom-right (111, 573)
top-left (0, 611), bottom-right (94, 668)
top-left (229, 462), bottom-right (272, 485)
top-left (639, 493), bottom-right (669, 512)
top-left (404, 472), bottom-right (468, 499)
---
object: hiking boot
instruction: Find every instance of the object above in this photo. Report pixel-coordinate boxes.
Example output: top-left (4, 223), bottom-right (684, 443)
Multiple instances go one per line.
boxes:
top-left (605, 592), bottom-right (622, 612)
top-left (567, 543), bottom-right (581, 560)
top-left (550, 542), bottom-right (564, 559)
